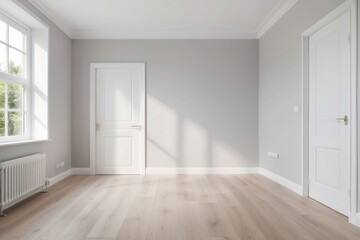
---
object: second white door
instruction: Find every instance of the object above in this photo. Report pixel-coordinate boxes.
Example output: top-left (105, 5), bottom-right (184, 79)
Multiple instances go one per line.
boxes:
top-left (95, 63), bottom-right (145, 174)
top-left (309, 11), bottom-right (351, 216)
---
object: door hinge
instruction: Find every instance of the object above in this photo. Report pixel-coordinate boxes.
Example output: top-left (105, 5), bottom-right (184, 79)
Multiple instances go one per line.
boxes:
top-left (348, 34), bottom-right (351, 44)
top-left (96, 123), bottom-right (101, 131)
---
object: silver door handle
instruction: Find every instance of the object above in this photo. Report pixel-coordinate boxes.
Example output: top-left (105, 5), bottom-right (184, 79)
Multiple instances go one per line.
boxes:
top-left (131, 125), bottom-right (142, 129)
top-left (336, 115), bottom-right (348, 125)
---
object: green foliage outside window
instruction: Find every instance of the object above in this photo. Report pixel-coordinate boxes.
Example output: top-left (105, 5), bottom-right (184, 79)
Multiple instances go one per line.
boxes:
top-left (8, 83), bottom-right (22, 109)
top-left (0, 112), bottom-right (4, 136)
top-left (0, 77), bottom-right (24, 137)
top-left (9, 60), bottom-right (22, 77)
top-left (0, 81), bottom-right (4, 136)
top-left (0, 81), bottom-right (4, 108)
top-left (8, 112), bottom-right (22, 136)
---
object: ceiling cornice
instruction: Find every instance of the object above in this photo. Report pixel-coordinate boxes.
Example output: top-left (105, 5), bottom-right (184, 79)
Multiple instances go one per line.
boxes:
top-left (29, 0), bottom-right (297, 40)
top-left (257, 0), bottom-right (298, 38)
top-left (29, 0), bottom-right (73, 38)
top-left (71, 30), bottom-right (258, 40)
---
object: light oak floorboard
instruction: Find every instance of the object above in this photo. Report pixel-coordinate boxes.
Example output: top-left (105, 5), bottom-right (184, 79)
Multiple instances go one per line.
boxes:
top-left (0, 175), bottom-right (360, 240)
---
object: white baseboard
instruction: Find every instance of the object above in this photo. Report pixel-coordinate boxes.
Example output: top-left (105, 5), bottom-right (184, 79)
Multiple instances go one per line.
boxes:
top-left (48, 169), bottom-right (72, 186)
top-left (145, 167), bottom-right (258, 175)
top-left (71, 168), bottom-right (92, 175)
top-left (350, 213), bottom-right (360, 227)
top-left (46, 168), bottom-right (91, 187)
top-left (258, 168), bottom-right (303, 195)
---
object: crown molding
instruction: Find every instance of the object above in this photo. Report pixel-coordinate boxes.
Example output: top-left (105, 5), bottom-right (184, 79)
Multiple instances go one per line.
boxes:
top-left (257, 0), bottom-right (298, 38)
top-left (29, 0), bottom-right (297, 40)
top-left (29, 0), bottom-right (73, 38)
top-left (71, 30), bottom-right (258, 40)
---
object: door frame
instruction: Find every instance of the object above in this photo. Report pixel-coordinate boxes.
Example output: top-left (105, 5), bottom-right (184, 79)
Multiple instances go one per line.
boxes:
top-left (302, 0), bottom-right (358, 224)
top-left (90, 63), bottom-right (146, 175)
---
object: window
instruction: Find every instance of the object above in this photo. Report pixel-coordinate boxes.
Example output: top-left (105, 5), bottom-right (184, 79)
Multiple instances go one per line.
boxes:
top-left (0, 13), bottom-right (29, 142)
top-left (0, 2), bottom-right (49, 146)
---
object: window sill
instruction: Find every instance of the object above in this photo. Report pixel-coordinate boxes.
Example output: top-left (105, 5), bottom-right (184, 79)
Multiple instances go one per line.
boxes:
top-left (0, 139), bottom-right (52, 147)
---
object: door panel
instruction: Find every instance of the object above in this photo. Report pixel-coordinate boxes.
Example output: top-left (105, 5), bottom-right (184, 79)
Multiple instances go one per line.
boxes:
top-left (316, 147), bottom-right (341, 188)
top-left (104, 75), bottom-right (133, 122)
top-left (95, 64), bottom-right (145, 174)
top-left (104, 137), bottom-right (133, 166)
top-left (309, 12), bottom-right (350, 216)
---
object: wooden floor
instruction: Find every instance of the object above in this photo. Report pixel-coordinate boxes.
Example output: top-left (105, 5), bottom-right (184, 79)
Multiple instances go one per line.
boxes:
top-left (0, 175), bottom-right (360, 240)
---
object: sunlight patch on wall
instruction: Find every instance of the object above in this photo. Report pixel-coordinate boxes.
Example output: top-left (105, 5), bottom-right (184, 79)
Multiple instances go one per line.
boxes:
top-left (32, 29), bottom-right (48, 140)
top-left (147, 95), bottom-right (179, 165)
top-left (212, 139), bottom-right (246, 166)
top-left (182, 118), bottom-right (209, 166)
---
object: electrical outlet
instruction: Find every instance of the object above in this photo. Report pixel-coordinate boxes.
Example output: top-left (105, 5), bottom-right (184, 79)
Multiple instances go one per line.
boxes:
top-left (268, 152), bottom-right (279, 159)
top-left (59, 162), bottom-right (65, 168)
top-left (293, 105), bottom-right (300, 113)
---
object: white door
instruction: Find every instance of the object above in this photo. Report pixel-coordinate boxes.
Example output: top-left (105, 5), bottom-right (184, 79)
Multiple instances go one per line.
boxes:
top-left (309, 11), bottom-right (350, 216)
top-left (95, 63), bottom-right (145, 174)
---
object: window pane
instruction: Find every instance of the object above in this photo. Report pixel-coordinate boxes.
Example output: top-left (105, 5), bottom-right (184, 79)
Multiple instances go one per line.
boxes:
top-left (9, 26), bottom-right (25, 51)
top-left (0, 43), bottom-right (6, 72)
top-left (0, 81), bottom-right (4, 109)
top-left (0, 111), bottom-right (4, 136)
top-left (0, 20), bottom-right (6, 43)
top-left (8, 83), bottom-right (23, 109)
top-left (8, 111), bottom-right (23, 136)
top-left (9, 48), bottom-right (24, 77)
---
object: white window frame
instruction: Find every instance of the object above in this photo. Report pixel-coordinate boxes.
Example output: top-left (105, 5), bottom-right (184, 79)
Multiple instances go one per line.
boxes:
top-left (0, 12), bottom-right (31, 143)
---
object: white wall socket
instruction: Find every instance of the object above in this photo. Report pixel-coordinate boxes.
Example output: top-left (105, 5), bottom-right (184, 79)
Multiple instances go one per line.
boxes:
top-left (293, 105), bottom-right (299, 113)
top-left (268, 152), bottom-right (280, 159)
top-left (56, 162), bottom-right (65, 169)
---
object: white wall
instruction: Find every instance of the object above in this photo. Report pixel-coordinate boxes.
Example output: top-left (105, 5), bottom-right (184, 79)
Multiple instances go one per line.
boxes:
top-left (0, 0), bottom-right (72, 178)
top-left (259, 0), bottom-right (345, 185)
top-left (71, 40), bottom-right (259, 169)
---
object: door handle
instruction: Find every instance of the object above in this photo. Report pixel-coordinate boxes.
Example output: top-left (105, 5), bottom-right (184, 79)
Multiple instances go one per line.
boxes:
top-left (336, 115), bottom-right (348, 125)
top-left (131, 125), bottom-right (142, 130)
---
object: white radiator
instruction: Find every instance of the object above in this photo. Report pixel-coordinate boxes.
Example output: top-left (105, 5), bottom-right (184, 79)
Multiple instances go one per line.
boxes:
top-left (0, 154), bottom-right (48, 216)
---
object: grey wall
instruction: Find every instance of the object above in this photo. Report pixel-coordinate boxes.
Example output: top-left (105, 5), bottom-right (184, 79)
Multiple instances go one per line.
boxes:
top-left (358, 1), bottom-right (360, 212)
top-left (259, 0), bottom-right (345, 184)
top-left (72, 40), bottom-right (259, 168)
top-left (0, 0), bottom-right (72, 178)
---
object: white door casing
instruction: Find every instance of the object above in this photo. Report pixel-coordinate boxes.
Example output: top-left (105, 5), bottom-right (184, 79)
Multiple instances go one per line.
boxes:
top-left (309, 11), bottom-right (350, 216)
top-left (91, 63), bottom-right (145, 175)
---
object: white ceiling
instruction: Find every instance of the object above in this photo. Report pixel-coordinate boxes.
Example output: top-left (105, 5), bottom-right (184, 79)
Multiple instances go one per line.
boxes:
top-left (29, 0), bottom-right (298, 39)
